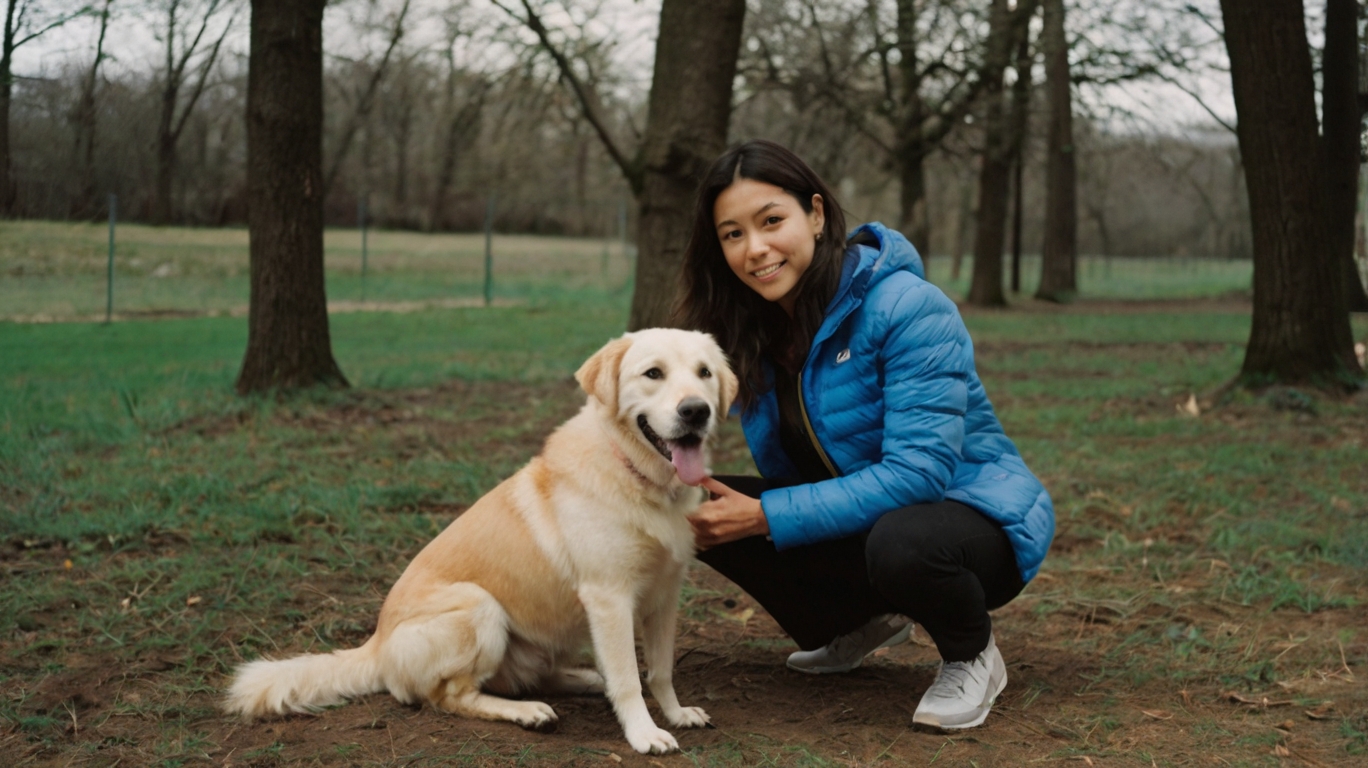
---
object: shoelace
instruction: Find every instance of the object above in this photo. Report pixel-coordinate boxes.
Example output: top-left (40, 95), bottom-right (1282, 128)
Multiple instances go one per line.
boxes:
top-left (925, 659), bottom-right (983, 699)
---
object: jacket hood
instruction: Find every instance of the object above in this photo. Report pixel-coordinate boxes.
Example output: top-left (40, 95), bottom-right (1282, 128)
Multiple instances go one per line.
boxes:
top-left (840, 222), bottom-right (926, 304)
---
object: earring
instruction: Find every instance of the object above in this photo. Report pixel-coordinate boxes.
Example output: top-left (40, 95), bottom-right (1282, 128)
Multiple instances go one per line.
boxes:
top-left (815, 232), bottom-right (824, 242)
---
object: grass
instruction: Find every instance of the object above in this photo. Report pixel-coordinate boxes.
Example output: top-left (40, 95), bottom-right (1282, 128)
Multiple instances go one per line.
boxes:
top-left (1, 220), bottom-right (635, 320)
top-left (1, 223), bottom-right (1367, 765)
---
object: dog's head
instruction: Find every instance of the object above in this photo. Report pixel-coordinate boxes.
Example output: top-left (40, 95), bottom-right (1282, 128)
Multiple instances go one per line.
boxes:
top-left (575, 329), bottom-right (737, 486)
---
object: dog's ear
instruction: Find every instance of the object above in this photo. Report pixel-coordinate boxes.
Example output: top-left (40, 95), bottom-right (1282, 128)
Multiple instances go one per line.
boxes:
top-left (716, 357), bottom-right (739, 419)
top-left (575, 335), bottom-right (634, 410)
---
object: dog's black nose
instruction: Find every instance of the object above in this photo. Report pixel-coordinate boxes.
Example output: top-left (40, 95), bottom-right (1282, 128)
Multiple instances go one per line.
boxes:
top-left (677, 398), bottom-right (711, 427)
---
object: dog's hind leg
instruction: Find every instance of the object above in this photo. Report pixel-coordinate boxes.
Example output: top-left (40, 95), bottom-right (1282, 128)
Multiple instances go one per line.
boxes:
top-left (538, 667), bottom-right (605, 695)
top-left (381, 583), bottom-right (558, 731)
top-left (435, 677), bottom-right (559, 732)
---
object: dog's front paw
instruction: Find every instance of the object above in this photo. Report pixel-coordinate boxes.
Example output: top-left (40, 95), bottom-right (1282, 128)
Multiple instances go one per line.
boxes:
top-left (667, 706), bottom-right (711, 729)
top-left (515, 701), bottom-right (559, 733)
top-left (625, 724), bottom-right (679, 754)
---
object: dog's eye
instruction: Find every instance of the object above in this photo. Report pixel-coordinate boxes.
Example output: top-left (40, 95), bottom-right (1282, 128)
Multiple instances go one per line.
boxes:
top-left (645, 368), bottom-right (663, 380)
top-left (699, 366), bottom-right (712, 379)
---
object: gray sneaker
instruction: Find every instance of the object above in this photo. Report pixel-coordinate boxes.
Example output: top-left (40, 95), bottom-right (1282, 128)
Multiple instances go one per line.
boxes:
top-left (912, 634), bottom-right (1007, 730)
top-left (785, 614), bottom-right (913, 674)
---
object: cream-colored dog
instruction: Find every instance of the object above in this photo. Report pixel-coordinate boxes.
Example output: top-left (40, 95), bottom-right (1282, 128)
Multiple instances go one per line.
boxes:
top-left (225, 329), bottom-right (736, 755)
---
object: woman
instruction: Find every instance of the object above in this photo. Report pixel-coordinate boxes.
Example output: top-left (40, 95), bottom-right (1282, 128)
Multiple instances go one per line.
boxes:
top-left (678, 139), bottom-right (1053, 730)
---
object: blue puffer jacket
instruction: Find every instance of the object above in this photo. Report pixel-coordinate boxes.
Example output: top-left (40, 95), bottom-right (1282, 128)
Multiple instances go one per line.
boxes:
top-left (743, 223), bottom-right (1054, 583)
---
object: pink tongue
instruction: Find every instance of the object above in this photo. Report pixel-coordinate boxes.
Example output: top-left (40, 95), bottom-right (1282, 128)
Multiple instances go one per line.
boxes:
top-left (669, 443), bottom-right (707, 486)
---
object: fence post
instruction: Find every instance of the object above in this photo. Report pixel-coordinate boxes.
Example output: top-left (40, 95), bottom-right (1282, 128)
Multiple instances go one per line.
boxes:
top-left (601, 207), bottom-right (610, 280)
top-left (105, 193), bottom-right (116, 324)
top-left (358, 193), bottom-right (369, 304)
top-left (483, 194), bottom-right (496, 307)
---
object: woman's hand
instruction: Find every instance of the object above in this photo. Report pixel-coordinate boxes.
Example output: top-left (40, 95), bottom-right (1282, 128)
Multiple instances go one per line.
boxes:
top-left (690, 477), bottom-right (770, 549)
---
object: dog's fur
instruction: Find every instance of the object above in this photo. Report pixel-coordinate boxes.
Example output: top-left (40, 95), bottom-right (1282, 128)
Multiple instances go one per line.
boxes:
top-left (224, 329), bottom-right (737, 755)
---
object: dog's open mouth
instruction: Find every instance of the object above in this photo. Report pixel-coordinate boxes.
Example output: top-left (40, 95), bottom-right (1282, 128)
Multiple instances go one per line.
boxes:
top-left (637, 414), bottom-right (707, 485)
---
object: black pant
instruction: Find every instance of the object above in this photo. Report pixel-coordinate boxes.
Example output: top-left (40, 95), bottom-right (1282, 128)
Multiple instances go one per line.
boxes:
top-left (697, 476), bottom-right (1025, 662)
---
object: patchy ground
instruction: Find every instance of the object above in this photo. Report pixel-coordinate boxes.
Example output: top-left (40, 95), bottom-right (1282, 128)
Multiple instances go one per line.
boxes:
top-left (5, 535), bottom-right (1365, 767)
top-left (4, 315), bottom-right (1367, 766)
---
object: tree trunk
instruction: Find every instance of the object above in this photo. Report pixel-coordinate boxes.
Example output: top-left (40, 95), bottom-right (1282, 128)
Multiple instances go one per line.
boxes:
top-left (71, 0), bottom-right (110, 218)
top-left (893, 0), bottom-right (930, 255)
top-left (1322, 0), bottom-right (1368, 311)
top-left (154, 108), bottom-right (177, 223)
top-left (896, 151), bottom-right (930, 255)
top-left (153, 1), bottom-right (181, 225)
top-left (951, 169), bottom-right (974, 281)
top-left (967, 0), bottom-right (1022, 307)
top-left (1007, 25), bottom-right (1032, 295)
top-left (0, 0), bottom-right (17, 217)
top-left (236, 0), bottom-right (346, 394)
top-left (1220, 0), bottom-right (1362, 387)
top-left (428, 109), bottom-right (472, 231)
top-left (626, 0), bottom-right (746, 331)
top-left (1036, 0), bottom-right (1077, 303)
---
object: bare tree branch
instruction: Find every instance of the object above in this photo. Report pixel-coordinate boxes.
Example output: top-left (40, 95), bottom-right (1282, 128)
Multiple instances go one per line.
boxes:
top-left (323, 0), bottom-right (412, 200)
top-left (489, 0), bottom-right (640, 189)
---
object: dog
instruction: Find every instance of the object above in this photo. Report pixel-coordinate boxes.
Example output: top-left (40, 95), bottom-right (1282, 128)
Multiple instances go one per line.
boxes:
top-left (224, 329), bottom-right (737, 755)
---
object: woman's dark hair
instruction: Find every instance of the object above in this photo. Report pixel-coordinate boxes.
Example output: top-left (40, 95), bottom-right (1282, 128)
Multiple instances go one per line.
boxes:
top-left (675, 139), bottom-right (848, 409)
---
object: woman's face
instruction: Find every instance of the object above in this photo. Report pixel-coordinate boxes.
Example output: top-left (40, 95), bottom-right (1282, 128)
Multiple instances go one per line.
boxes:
top-left (713, 178), bottom-right (825, 316)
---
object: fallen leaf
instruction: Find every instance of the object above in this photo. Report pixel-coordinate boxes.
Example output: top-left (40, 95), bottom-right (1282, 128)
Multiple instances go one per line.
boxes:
top-left (1304, 703), bottom-right (1335, 720)
top-left (1273, 744), bottom-right (1290, 757)
top-left (727, 607), bottom-right (755, 625)
top-left (607, 753), bottom-right (622, 763)
top-left (1177, 393), bottom-right (1200, 417)
top-left (186, 596), bottom-right (202, 607)
top-left (1276, 719), bottom-right (1295, 732)
top-left (63, 559), bottom-right (73, 570)
top-left (1221, 691), bottom-right (1294, 708)
top-left (1141, 709), bottom-right (1174, 720)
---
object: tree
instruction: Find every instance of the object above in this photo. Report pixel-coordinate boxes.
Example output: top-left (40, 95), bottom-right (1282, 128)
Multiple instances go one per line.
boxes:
top-left (1322, 0), bottom-right (1368, 312)
top-left (152, 0), bottom-right (235, 225)
top-left (2, 0), bottom-right (87, 216)
top-left (427, 23), bottom-right (488, 231)
top-left (321, 0), bottom-right (410, 203)
top-left (741, 0), bottom-right (998, 256)
top-left (1007, 19), bottom-right (1033, 294)
top-left (1034, 0), bottom-right (1077, 302)
top-left (1218, 0), bottom-right (1362, 388)
top-left (236, 0), bottom-right (347, 394)
top-left (498, 0), bottom-right (746, 330)
top-left (70, 0), bottom-right (113, 218)
top-left (966, 0), bottom-right (1036, 307)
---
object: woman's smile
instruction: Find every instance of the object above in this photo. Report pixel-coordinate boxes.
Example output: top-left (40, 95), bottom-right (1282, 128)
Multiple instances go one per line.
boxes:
top-left (751, 262), bottom-right (786, 280)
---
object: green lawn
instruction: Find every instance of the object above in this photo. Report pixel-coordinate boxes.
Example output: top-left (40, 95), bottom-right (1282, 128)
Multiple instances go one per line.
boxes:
top-left (2, 225), bottom-right (1367, 765)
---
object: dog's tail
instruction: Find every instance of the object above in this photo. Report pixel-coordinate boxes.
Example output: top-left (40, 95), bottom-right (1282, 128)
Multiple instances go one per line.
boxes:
top-left (224, 639), bottom-right (383, 718)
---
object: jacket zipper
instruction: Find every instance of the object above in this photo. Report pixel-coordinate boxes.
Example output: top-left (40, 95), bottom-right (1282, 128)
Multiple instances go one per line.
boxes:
top-left (796, 371), bottom-right (840, 478)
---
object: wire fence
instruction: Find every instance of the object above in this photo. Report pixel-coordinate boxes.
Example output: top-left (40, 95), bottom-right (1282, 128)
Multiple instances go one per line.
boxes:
top-left (1, 213), bottom-right (1267, 324)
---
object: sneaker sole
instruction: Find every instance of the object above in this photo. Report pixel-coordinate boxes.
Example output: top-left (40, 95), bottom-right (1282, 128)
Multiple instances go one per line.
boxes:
top-left (785, 622), bottom-right (913, 675)
top-left (911, 662), bottom-right (1008, 730)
